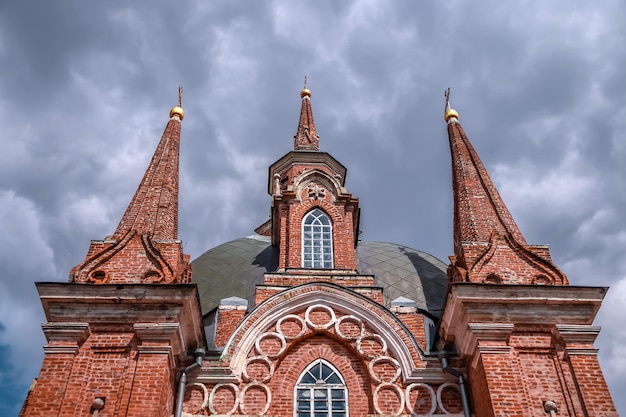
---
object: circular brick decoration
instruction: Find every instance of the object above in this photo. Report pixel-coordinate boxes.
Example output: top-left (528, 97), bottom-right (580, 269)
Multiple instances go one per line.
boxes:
top-left (405, 383), bottom-right (437, 416)
top-left (208, 383), bottom-right (239, 416)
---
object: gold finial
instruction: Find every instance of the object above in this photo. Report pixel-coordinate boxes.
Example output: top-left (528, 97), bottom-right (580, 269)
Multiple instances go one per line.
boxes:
top-left (170, 85), bottom-right (184, 120)
top-left (301, 75), bottom-right (311, 98)
top-left (444, 87), bottom-right (459, 122)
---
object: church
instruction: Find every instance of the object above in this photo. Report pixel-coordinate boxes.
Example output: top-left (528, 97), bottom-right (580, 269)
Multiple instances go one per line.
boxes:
top-left (19, 85), bottom-right (617, 416)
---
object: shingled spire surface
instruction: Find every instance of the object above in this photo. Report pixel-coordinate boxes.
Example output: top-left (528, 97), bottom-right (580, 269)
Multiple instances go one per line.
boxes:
top-left (113, 115), bottom-right (181, 240)
top-left (70, 102), bottom-right (191, 284)
top-left (444, 96), bottom-right (567, 285)
top-left (447, 117), bottom-right (526, 249)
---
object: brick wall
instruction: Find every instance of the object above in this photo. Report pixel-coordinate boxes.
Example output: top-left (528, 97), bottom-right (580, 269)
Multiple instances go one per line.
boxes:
top-left (440, 284), bottom-right (618, 416)
top-left (22, 284), bottom-right (204, 417)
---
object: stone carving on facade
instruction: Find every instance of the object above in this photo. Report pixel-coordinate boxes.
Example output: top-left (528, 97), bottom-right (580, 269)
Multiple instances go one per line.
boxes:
top-left (307, 184), bottom-right (326, 200)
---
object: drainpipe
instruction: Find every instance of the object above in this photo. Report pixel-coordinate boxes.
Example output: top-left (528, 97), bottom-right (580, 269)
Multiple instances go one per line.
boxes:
top-left (175, 348), bottom-right (206, 417)
top-left (437, 351), bottom-right (471, 417)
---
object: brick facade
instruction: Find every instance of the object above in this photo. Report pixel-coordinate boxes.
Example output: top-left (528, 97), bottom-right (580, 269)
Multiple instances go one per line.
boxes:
top-left (20, 92), bottom-right (617, 416)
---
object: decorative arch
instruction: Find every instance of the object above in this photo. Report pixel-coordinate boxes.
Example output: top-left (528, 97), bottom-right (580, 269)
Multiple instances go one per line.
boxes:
top-left (224, 283), bottom-right (428, 383)
top-left (293, 168), bottom-right (343, 203)
top-left (470, 232), bottom-right (567, 285)
top-left (73, 230), bottom-right (177, 284)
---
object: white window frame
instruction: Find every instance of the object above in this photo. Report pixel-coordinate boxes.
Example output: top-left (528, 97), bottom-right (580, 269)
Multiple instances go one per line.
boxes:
top-left (294, 359), bottom-right (348, 417)
top-left (302, 208), bottom-right (333, 268)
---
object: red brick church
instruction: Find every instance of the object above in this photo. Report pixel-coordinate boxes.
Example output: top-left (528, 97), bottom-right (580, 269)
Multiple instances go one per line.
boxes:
top-left (20, 86), bottom-right (617, 416)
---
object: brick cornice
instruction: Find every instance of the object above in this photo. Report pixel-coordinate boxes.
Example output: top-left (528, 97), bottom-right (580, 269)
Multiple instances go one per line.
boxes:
top-left (554, 324), bottom-right (601, 344)
top-left (41, 322), bottom-right (91, 354)
top-left (554, 324), bottom-right (602, 357)
top-left (440, 284), bottom-right (607, 356)
top-left (37, 283), bottom-right (205, 361)
top-left (134, 323), bottom-right (182, 347)
top-left (268, 151), bottom-right (347, 195)
top-left (42, 322), bottom-right (90, 343)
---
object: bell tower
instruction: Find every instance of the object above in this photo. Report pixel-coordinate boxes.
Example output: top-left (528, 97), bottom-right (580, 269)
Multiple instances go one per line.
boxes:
top-left (261, 83), bottom-right (360, 273)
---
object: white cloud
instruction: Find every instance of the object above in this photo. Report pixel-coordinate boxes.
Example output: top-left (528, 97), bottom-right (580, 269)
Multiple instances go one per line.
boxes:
top-left (0, 190), bottom-right (52, 385)
top-left (597, 277), bottom-right (626, 394)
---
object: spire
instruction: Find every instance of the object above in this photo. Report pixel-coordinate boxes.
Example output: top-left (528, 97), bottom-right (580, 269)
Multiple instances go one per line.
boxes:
top-left (294, 76), bottom-right (319, 151)
top-left (112, 91), bottom-right (184, 240)
top-left (70, 90), bottom-right (191, 284)
top-left (445, 88), bottom-right (526, 248)
top-left (445, 89), bottom-right (567, 285)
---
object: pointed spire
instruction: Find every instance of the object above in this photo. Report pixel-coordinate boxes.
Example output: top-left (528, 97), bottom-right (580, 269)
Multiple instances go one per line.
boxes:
top-left (446, 89), bottom-right (526, 249)
top-left (445, 90), bottom-right (567, 286)
top-left (294, 76), bottom-right (319, 151)
top-left (71, 90), bottom-right (191, 284)
top-left (112, 93), bottom-right (184, 240)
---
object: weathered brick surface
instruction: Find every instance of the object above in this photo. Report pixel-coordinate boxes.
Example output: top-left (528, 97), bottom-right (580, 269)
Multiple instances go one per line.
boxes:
top-left (270, 335), bottom-right (372, 416)
top-left (22, 283), bottom-right (205, 417)
top-left (567, 353), bottom-right (617, 415)
top-left (294, 90), bottom-right (319, 151)
top-left (392, 308), bottom-right (427, 352)
top-left (273, 188), bottom-right (359, 271)
top-left (268, 91), bottom-right (360, 273)
top-left (70, 114), bottom-right (191, 285)
top-left (23, 93), bottom-right (618, 417)
top-left (214, 306), bottom-right (247, 347)
top-left (114, 117), bottom-right (182, 241)
top-left (440, 284), bottom-right (618, 416)
top-left (20, 353), bottom-right (76, 416)
top-left (446, 118), bottom-right (567, 286)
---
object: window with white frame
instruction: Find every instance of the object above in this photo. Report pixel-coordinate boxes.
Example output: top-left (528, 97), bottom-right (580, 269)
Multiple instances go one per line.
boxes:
top-left (302, 208), bottom-right (333, 268)
top-left (295, 360), bottom-right (348, 417)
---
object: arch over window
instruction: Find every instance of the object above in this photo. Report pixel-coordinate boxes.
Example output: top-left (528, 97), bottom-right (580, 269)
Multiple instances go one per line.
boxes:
top-left (302, 208), bottom-right (333, 268)
top-left (295, 359), bottom-right (347, 417)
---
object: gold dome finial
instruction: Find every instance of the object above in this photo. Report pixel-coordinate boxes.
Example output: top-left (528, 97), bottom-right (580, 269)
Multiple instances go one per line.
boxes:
top-left (444, 87), bottom-right (459, 122)
top-left (301, 75), bottom-right (311, 98)
top-left (170, 85), bottom-right (184, 120)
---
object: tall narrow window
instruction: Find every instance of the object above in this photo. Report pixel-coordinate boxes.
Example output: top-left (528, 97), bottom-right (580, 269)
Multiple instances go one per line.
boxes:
top-left (295, 360), bottom-right (347, 417)
top-left (302, 208), bottom-right (333, 268)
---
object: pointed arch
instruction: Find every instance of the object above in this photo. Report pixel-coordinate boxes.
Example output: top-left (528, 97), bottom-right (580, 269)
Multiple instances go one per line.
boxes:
top-left (302, 208), bottom-right (333, 268)
top-left (295, 359), bottom-right (348, 417)
top-left (224, 283), bottom-right (433, 383)
top-left (293, 168), bottom-right (343, 202)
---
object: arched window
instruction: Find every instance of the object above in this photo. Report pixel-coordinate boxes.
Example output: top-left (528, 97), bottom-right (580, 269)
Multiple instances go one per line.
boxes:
top-left (302, 208), bottom-right (333, 268)
top-left (295, 360), bottom-right (347, 417)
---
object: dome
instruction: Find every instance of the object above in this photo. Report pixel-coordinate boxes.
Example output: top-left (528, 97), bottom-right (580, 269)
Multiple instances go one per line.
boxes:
top-left (192, 236), bottom-right (449, 319)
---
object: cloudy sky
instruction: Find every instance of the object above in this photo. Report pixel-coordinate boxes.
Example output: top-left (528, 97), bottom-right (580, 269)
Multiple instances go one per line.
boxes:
top-left (1, 0), bottom-right (625, 415)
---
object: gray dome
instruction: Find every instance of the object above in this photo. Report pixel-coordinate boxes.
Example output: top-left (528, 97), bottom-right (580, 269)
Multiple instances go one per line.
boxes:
top-left (192, 236), bottom-right (448, 318)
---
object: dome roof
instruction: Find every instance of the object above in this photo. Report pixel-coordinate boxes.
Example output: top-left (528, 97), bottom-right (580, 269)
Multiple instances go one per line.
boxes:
top-left (192, 236), bottom-right (449, 319)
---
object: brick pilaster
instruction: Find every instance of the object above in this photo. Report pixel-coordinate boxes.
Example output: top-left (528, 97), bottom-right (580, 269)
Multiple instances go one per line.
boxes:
top-left (439, 284), bottom-right (617, 416)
